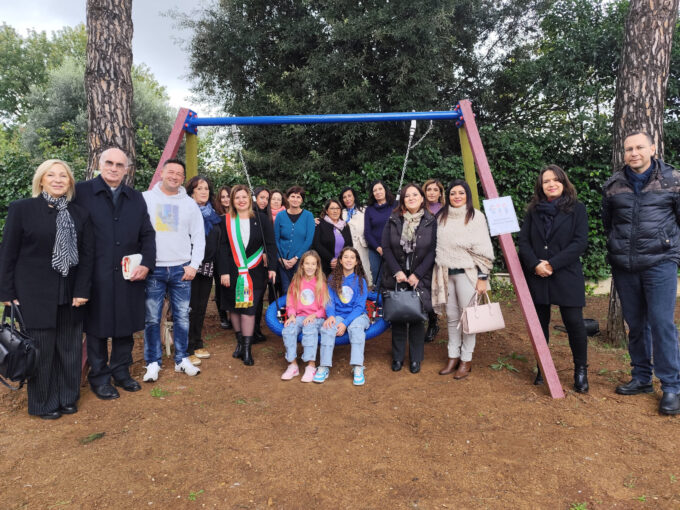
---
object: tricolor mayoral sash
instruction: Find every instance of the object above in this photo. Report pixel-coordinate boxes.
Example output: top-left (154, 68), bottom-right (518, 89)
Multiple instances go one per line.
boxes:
top-left (226, 215), bottom-right (264, 308)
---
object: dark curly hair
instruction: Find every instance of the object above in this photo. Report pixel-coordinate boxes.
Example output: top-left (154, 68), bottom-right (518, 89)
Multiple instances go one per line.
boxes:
top-left (328, 246), bottom-right (368, 297)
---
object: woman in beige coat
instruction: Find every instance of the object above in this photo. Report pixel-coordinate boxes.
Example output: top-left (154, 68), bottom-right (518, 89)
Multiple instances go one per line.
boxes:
top-left (432, 179), bottom-right (494, 379)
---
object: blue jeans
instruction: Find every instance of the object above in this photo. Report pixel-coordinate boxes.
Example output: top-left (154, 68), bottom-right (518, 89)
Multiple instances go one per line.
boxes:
top-left (612, 261), bottom-right (680, 393)
top-left (282, 316), bottom-right (323, 363)
top-left (279, 261), bottom-right (299, 295)
top-left (319, 314), bottom-right (370, 367)
top-left (368, 249), bottom-right (383, 290)
top-left (144, 264), bottom-right (192, 366)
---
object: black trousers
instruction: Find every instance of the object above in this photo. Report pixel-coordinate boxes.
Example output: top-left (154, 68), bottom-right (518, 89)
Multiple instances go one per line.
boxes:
top-left (27, 304), bottom-right (82, 415)
top-left (87, 334), bottom-right (135, 385)
top-left (213, 272), bottom-right (225, 317)
top-left (535, 304), bottom-right (588, 366)
top-left (188, 273), bottom-right (214, 354)
top-left (392, 321), bottom-right (425, 363)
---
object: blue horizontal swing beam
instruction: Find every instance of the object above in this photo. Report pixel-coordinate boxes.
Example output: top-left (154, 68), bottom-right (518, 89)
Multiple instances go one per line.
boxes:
top-left (185, 110), bottom-right (463, 128)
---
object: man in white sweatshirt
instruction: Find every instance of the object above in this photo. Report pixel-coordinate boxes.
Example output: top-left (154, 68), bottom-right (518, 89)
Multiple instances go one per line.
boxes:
top-left (141, 159), bottom-right (205, 381)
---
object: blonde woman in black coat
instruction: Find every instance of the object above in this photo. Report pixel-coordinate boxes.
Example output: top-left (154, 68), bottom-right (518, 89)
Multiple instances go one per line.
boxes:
top-left (518, 165), bottom-right (589, 393)
top-left (0, 160), bottom-right (94, 419)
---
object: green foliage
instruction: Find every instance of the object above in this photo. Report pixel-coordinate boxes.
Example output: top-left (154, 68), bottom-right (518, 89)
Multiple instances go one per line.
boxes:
top-left (181, 0), bottom-right (547, 183)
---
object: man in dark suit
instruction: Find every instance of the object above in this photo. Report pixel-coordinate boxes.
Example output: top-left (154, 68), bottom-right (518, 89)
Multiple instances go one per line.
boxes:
top-left (73, 148), bottom-right (156, 400)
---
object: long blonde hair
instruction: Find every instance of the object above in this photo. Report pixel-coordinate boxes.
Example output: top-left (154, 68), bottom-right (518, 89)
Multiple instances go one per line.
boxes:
top-left (287, 250), bottom-right (330, 308)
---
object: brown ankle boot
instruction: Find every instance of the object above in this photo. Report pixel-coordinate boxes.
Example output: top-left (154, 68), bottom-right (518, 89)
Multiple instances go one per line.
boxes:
top-left (439, 358), bottom-right (460, 375)
top-left (453, 360), bottom-right (471, 380)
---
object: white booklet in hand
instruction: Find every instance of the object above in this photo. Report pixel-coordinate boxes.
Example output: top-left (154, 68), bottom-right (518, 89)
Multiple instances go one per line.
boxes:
top-left (122, 254), bottom-right (142, 280)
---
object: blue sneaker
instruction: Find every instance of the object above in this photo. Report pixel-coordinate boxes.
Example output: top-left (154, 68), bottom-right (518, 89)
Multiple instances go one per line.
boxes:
top-left (313, 366), bottom-right (329, 384)
top-left (353, 366), bottom-right (365, 386)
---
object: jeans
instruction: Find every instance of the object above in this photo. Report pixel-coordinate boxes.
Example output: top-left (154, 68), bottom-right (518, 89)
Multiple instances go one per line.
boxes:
top-left (279, 261), bottom-right (299, 295)
top-left (612, 261), bottom-right (680, 393)
top-left (368, 249), bottom-right (383, 290)
top-left (319, 314), bottom-right (370, 367)
top-left (144, 264), bottom-right (192, 366)
top-left (282, 316), bottom-right (323, 363)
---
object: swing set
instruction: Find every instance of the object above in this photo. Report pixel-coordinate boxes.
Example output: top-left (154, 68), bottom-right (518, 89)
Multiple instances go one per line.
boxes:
top-left (149, 100), bottom-right (566, 399)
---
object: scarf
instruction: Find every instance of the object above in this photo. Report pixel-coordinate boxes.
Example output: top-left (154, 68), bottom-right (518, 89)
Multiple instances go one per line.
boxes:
top-left (324, 216), bottom-right (347, 258)
top-left (534, 199), bottom-right (560, 238)
top-left (400, 209), bottom-right (424, 254)
top-left (431, 206), bottom-right (494, 312)
top-left (346, 207), bottom-right (356, 221)
top-left (225, 215), bottom-right (264, 308)
top-left (199, 201), bottom-right (221, 235)
top-left (625, 163), bottom-right (654, 195)
top-left (270, 205), bottom-right (285, 223)
top-left (42, 191), bottom-right (78, 277)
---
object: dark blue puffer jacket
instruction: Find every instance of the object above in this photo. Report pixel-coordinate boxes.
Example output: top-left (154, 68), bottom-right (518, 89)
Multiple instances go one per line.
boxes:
top-left (602, 159), bottom-right (680, 271)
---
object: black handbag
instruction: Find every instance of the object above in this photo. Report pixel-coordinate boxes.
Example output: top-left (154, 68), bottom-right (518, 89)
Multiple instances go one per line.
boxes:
top-left (382, 283), bottom-right (427, 323)
top-left (0, 303), bottom-right (39, 390)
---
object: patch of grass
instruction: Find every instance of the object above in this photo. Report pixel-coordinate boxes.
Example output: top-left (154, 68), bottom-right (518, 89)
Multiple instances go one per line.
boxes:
top-left (622, 352), bottom-right (631, 364)
top-left (623, 475), bottom-right (636, 489)
top-left (188, 489), bottom-right (204, 501)
top-left (150, 387), bottom-right (170, 398)
top-left (670, 474), bottom-right (677, 484)
top-left (509, 352), bottom-right (527, 362)
top-left (570, 503), bottom-right (588, 510)
top-left (490, 356), bottom-right (519, 373)
top-left (79, 432), bottom-right (105, 445)
top-left (636, 495), bottom-right (646, 502)
top-left (234, 397), bottom-right (248, 405)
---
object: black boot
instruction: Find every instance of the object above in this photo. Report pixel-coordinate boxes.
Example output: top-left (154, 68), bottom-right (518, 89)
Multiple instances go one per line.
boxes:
top-left (232, 332), bottom-right (244, 359)
top-left (533, 365), bottom-right (544, 385)
top-left (574, 364), bottom-right (589, 393)
top-left (242, 336), bottom-right (254, 366)
top-left (219, 310), bottom-right (233, 330)
top-left (253, 325), bottom-right (267, 344)
top-left (424, 313), bottom-right (439, 343)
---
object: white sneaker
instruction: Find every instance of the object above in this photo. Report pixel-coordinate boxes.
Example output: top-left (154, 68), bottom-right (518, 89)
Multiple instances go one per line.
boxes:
top-left (143, 362), bottom-right (161, 382)
top-left (175, 357), bottom-right (201, 376)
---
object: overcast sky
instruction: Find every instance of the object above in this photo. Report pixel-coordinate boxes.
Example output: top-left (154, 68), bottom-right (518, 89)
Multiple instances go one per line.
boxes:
top-left (0, 0), bottom-right (207, 113)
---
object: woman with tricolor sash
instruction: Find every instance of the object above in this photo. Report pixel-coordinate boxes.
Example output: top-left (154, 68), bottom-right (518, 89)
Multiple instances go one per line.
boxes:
top-left (218, 184), bottom-right (277, 366)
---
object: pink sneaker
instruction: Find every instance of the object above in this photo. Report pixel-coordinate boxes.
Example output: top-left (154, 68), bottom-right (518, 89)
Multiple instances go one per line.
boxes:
top-left (281, 364), bottom-right (299, 380)
top-left (301, 365), bottom-right (316, 383)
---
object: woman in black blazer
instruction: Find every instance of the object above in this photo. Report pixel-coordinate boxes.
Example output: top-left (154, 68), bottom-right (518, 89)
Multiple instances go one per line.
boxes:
top-left (0, 159), bottom-right (94, 419)
top-left (518, 165), bottom-right (589, 393)
top-left (218, 185), bottom-right (278, 366)
top-left (313, 199), bottom-right (353, 275)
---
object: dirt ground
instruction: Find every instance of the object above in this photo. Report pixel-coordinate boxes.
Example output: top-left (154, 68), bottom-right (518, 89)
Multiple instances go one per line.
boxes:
top-left (1, 294), bottom-right (680, 510)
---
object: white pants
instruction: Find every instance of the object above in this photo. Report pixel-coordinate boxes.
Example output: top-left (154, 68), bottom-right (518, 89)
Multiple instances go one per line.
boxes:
top-left (446, 273), bottom-right (477, 361)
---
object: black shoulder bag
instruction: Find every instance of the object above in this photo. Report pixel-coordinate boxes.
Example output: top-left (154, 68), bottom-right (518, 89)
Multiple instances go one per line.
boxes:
top-left (0, 303), bottom-right (39, 390)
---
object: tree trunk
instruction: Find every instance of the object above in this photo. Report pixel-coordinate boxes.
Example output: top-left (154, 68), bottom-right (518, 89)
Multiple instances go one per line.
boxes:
top-left (85, 0), bottom-right (136, 185)
top-left (607, 0), bottom-right (680, 346)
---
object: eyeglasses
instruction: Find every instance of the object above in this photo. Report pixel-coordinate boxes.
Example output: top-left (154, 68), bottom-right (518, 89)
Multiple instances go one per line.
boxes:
top-left (327, 206), bottom-right (341, 211)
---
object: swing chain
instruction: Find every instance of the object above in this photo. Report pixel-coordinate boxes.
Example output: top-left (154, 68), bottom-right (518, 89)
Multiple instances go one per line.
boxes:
top-left (397, 119), bottom-right (433, 194)
top-left (231, 125), bottom-right (254, 193)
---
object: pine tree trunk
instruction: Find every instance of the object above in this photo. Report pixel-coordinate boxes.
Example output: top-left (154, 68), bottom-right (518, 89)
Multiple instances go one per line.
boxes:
top-left (607, 0), bottom-right (680, 346)
top-left (85, 0), bottom-right (136, 184)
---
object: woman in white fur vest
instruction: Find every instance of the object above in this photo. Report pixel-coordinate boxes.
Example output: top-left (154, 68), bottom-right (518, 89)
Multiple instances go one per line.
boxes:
top-left (431, 179), bottom-right (494, 379)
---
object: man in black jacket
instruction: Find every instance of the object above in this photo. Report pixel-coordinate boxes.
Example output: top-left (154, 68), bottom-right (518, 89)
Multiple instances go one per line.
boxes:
top-left (602, 131), bottom-right (680, 415)
top-left (73, 148), bottom-right (156, 400)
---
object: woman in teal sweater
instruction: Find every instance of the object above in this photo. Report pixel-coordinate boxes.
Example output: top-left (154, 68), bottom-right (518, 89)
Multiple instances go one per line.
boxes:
top-left (274, 185), bottom-right (316, 293)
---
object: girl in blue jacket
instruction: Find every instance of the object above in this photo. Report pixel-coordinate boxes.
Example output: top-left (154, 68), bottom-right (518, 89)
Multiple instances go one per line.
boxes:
top-left (315, 247), bottom-right (370, 386)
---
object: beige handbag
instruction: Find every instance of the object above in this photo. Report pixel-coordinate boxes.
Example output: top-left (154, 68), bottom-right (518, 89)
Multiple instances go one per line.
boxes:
top-left (459, 291), bottom-right (505, 335)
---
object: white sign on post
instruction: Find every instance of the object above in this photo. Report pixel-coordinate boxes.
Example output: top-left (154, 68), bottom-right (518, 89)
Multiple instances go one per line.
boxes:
top-left (483, 196), bottom-right (520, 236)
